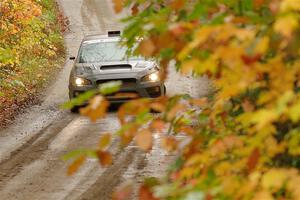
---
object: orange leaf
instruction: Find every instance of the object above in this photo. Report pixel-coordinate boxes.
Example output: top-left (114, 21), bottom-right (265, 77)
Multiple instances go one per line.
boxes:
top-left (139, 185), bottom-right (160, 200)
top-left (117, 106), bottom-right (126, 124)
top-left (247, 148), bottom-right (260, 173)
top-left (98, 133), bottom-right (111, 150)
top-left (170, 0), bottom-right (185, 10)
top-left (254, 0), bottom-right (265, 9)
top-left (112, 0), bottom-right (123, 13)
top-left (121, 132), bottom-right (134, 146)
top-left (138, 39), bottom-right (156, 57)
top-left (150, 102), bottom-right (166, 113)
top-left (169, 23), bottom-right (186, 37)
top-left (96, 151), bottom-right (113, 166)
top-left (150, 119), bottom-right (166, 132)
top-left (242, 99), bottom-right (255, 112)
top-left (241, 54), bottom-right (261, 65)
top-left (113, 182), bottom-right (133, 200)
top-left (175, 126), bottom-right (196, 135)
top-left (166, 103), bottom-right (186, 121)
top-left (114, 92), bottom-right (139, 99)
top-left (131, 3), bottom-right (139, 15)
top-left (161, 136), bottom-right (178, 152)
top-left (67, 155), bottom-right (86, 176)
top-left (189, 97), bottom-right (208, 107)
top-left (135, 129), bottom-right (153, 151)
top-left (80, 95), bottom-right (109, 122)
top-left (118, 99), bottom-right (150, 124)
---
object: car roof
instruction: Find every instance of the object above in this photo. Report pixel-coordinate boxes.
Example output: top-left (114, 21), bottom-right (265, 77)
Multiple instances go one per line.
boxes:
top-left (82, 33), bottom-right (121, 43)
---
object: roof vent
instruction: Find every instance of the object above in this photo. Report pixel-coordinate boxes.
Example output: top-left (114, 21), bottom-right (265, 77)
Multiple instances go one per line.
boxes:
top-left (108, 31), bottom-right (121, 37)
top-left (100, 64), bottom-right (132, 70)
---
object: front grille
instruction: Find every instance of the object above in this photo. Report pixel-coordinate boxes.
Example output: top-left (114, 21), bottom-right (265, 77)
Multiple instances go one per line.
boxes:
top-left (96, 78), bottom-right (137, 87)
top-left (107, 91), bottom-right (140, 100)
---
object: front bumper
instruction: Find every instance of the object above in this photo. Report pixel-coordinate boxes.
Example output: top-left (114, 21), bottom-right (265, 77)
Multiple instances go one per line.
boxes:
top-left (69, 81), bottom-right (165, 103)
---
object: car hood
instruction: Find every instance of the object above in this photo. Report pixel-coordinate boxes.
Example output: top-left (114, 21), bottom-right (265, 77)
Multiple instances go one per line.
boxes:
top-left (74, 60), bottom-right (156, 78)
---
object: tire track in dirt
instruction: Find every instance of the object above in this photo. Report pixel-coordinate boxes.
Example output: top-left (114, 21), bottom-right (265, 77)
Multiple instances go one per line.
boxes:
top-left (0, 114), bottom-right (75, 188)
top-left (77, 148), bottom-right (141, 200)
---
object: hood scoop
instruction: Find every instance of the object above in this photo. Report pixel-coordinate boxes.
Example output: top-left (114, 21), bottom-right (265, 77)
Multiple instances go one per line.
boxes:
top-left (100, 64), bottom-right (132, 70)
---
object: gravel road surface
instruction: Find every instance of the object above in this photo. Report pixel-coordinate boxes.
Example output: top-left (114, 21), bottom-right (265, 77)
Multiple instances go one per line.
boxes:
top-left (0, 0), bottom-right (210, 199)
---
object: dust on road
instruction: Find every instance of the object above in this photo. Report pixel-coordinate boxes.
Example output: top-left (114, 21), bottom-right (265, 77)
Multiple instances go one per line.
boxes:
top-left (0, 0), bottom-right (210, 199)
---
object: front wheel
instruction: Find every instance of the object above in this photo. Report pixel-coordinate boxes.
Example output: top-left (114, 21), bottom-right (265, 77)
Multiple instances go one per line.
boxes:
top-left (71, 106), bottom-right (80, 113)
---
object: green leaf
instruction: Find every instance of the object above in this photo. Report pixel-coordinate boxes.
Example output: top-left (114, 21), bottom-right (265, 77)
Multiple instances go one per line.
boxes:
top-left (62, 90), bottom-right (96, 109)
top-left (62, 149), bottom-right (86, 161)
top-left (11, 80), bottom-right (25, 88)
top-left (62, 148), bottom-right (97, 161)
top-left (144, 177), bottom-right (160, 187)
top-left (99, 81), bottom-right (122, 95)
top-left (183, 192), bottom-right (205, 200)
top-left (153, 183), bottom-right (179, 198)
top-left (169, 157), bottom-right (184, 172)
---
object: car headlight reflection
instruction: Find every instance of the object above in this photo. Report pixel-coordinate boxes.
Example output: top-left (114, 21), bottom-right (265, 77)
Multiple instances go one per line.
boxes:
top-left (74, 77), bottom-right (92, 86)
top-left (141, 72), bottom-right (160, 82)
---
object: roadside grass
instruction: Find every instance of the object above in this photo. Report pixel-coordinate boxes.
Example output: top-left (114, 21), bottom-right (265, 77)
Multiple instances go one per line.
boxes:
top-left (0, 0), bottom-right (66, 127)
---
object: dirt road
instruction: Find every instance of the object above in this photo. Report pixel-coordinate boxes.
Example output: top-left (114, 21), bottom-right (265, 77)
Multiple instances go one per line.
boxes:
top-left (0, 0), bottom-right (210, 199)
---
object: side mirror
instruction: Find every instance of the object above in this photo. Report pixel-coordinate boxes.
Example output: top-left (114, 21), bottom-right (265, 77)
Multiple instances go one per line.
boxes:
top-left (69, 56), bottom-right (76, 60)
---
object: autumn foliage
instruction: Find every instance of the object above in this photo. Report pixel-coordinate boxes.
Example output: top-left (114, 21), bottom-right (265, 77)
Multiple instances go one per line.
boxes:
top-left (0, 0), bottom-right (65, 126)
top-left (67, 0), bottom-right (300, 199)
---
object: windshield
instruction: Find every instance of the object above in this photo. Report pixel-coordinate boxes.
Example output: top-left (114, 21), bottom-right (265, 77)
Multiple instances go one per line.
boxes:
top-left (78, 41), bottom-right (142, 63)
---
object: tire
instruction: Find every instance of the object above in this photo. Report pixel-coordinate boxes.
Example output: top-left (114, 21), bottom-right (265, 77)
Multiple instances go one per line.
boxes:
top-left (71, 106), bottom-right (80, 113)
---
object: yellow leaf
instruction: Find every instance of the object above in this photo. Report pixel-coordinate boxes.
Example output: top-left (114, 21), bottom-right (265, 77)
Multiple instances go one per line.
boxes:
top-left (287, 131), bottom-right (300, 155)
top-left (261, 169), bottom-right (288, 190)
top-left (281, 0), bottom-right (300, 12)
top-left (98, 133), bottom-right (111, 150)
top-left (253, 190), bottom-right (274, 200)
top-left (179, 166), bottom-right (197, 179)
top-left (135, 129), bottom-right (153, 151)
top-left (178, 27), bottom-right (213, 60)
top-left (251, 109), bottom-right (277, 129)
top-left (287, 176), bottom-right (300, 199)
top-left (254, 37), bottom-right (270, 54)
top-left (288, 100), bottom-right (300, 122)
top-left (68, 155), bottom-right (86, 176)
top-left (180, 59), bottom-right (200, 75)
top-left (112, 0), bottom-right (123, 13)
top-left (274, 15), bottom-right (299, 37)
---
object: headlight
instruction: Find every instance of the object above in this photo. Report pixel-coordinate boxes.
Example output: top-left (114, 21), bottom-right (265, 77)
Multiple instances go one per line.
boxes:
top-left (74, 77), bottom-right (92, 86)
top-left (141, 72), bottom-right (160, 82)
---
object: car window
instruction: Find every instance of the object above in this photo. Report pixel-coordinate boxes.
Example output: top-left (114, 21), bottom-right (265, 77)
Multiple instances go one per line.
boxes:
top-left (78, 41), bottom-right (142, 63)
